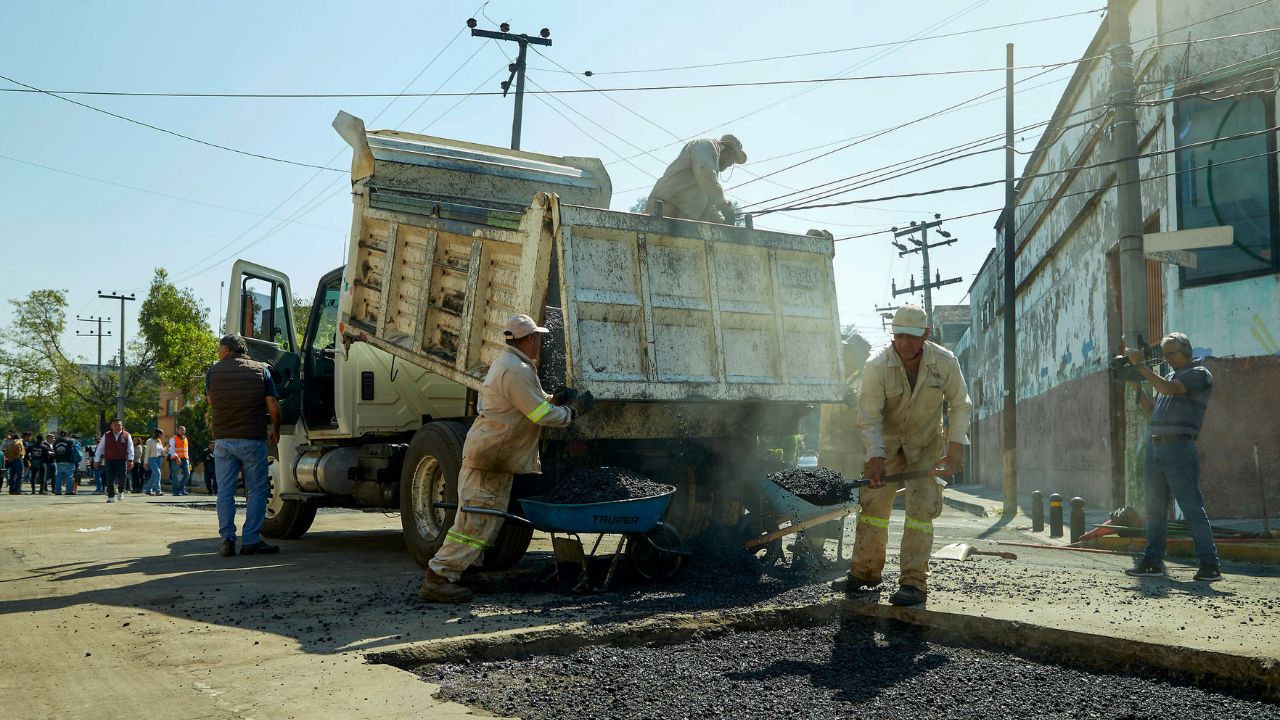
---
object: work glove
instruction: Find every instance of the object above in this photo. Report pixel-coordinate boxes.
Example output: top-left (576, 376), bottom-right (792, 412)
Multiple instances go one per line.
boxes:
top-left (719, 202), bottom-right (737, 225)
top-left (550, 385), bottom-right (578, 406)
top-left (566, 390), bottom-right (596, 419)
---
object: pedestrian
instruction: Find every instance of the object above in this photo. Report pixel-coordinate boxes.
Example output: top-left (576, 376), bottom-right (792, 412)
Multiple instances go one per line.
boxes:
top-left (21, 432), bottom-right (36, 488)
top-left (143, 429), bottom-right (166, 496)
top-left (206, 334), bottom-right (282, 557)
top-left (52, 431), bottom-right (81, 495)
top-left (3, 432), bottom-right (25, 494)
top-left (168, 425), bottom-right (193, 496)
top-left (419, 314), bottom-right (593, 603)
top-left (1124, 332), bottom-right (1221, 582)
top-left (93, 419), bottom-right (134, 503)
top-left (27, 432), bottom-right (51, 494)
top-left (200, 440), bottom-right (216, 495)
top-left (846, 304), bottom-right (972, 607)
top-left (69, 433), bottom-right (84, 493)
top-left (40, 434), bottom-right (57, 494)
top-left (85, 440), bottom-right (105, 494)
top-left (130, 436), bottom-right (147, 493)
top-left (645, 135), bottom-right (747, 223)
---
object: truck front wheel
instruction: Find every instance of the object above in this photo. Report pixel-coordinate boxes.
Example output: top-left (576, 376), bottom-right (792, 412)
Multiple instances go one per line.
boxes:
top-left (262, 467), bottom-right (318, 539)
top-left (399, 421), bottom-right (532, 570)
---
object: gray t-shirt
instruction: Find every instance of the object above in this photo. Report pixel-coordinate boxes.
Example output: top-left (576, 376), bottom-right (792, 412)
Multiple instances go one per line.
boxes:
top-left (1150, 364), bottom-right (1212, 436)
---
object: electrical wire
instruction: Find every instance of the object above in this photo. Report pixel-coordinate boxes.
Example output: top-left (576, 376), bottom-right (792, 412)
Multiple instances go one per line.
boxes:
top-left (553, 7), bottom-right (1106, 76)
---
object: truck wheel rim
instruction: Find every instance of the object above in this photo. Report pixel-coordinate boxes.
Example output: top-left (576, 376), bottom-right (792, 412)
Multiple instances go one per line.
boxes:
top-left (265, 464), bottom-right (283, 519)
top-left (411, 455), bottom-right (446, 539)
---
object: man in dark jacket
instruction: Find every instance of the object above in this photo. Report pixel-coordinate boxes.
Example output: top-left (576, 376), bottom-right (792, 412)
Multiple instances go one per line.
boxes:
top-left (206, 334), bottom-right (281, 557)
top-left (26, 433), bottom-right (51, 494)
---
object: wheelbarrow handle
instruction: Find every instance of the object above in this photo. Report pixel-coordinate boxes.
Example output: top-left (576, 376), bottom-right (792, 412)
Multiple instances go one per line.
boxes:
top-left (433, 502), bottom-right (536, 527)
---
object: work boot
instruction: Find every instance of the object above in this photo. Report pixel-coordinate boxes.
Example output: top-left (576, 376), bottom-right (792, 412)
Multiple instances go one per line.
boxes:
top-left (240, 541), bottom-right (280, 556)
top-left (1193, 563), bottom-right (1222, 582)
top-left (836, 573), bottom-right (882, 595)
top-left (218, 540), bottom-right (237, 557)
top-left (1124, 558), bottom-right (1165, 577)
top-left (889, 585), bottom-right (927, 607)
top-left (419, 569), bottom-right (473, 604)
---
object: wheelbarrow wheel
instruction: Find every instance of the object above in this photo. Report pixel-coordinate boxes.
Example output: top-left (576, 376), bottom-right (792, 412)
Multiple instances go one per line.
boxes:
top-left (737, 509), bottom-right (784, 566)
top-left (625, 523), bottom-right (685, 581)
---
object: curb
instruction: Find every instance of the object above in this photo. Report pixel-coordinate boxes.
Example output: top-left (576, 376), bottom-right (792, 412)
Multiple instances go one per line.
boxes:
top-left (1085, 536), bottom-right (1280, 564)
top-left (942, 491), bottom-right (1001, 518)
top-left (369, 593), bottom-right (1280, 701)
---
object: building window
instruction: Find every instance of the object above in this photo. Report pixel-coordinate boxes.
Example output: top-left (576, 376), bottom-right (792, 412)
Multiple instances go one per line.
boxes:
top-left (1175, 89), bottom-right (1279, 285)
top-left (165, 399), bottom-right (175, 416)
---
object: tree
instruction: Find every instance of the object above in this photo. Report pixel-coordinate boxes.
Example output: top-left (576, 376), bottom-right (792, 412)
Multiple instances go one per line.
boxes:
top-left (0, 289), bottom-right (155, 436)
top-left (292, 296), bottom-right (311, 348)
top-left (138, 269), bottom-right (218, 400)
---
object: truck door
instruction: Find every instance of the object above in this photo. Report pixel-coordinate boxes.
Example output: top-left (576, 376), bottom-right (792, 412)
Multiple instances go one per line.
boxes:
top-left (225, 260), bottom-right (303, 426)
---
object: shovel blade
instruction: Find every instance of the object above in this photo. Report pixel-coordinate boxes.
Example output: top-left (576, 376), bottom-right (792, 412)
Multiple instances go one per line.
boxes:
top-left (932, 542), bottom-right (975, 561)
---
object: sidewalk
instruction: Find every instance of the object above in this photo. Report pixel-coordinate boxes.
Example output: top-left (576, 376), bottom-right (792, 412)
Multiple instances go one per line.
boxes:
top-left (944, 482), bottom-right (1280, 563)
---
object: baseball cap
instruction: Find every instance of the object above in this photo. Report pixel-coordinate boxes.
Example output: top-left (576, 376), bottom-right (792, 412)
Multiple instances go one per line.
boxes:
top-left (504, 313), bottom-right (550, 340)
top-left (891, 305), bottom-right (929, 337)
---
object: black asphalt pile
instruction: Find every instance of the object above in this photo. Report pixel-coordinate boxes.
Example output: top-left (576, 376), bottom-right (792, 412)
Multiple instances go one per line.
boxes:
top-left (540, 467), bottom-right (673, 505)
top-left (537, 306), bottom-right (567, 390)
top-left (422, 620), bottom-right (1280, 720)
top-left (767, 466), bottom-right (850, 505)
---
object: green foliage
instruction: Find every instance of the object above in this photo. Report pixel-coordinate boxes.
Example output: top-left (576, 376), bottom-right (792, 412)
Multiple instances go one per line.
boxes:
top-left (138, 269), bottom-right (218, 399)
top-left (175, 397), bottom-right (211, 452)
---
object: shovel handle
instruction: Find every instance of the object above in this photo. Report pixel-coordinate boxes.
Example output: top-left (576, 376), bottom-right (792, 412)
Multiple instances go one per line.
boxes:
top-left (849, 469), bottom-right (947, 488)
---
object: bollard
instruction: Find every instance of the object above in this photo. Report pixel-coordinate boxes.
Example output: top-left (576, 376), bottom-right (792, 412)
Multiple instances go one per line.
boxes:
top-left (1048, 493), bottom-right (1064, 538)
top-left (1031, 490), bottom-right (1044, 532)
top-left (1070, 497), bottom-right (1086, 543)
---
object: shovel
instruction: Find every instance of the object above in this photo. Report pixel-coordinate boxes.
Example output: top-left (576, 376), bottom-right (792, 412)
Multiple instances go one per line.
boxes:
top-left (932, 542), bottom-right (1017, 561)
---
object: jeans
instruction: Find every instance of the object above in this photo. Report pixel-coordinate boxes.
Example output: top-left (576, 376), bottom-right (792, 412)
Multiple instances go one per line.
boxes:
top-left (54, 463), bottom-right (76, 494)
top-left (7, 459), bottom-right (23, 493)
top-left (170, 458), bottom-right (191, 495)
top-left (29, 463), bottom-right (47, 493)
top-left (144, 457), bottom-right (163, 494)
top-left (215, 439), bottom-right (270, 545)
top-left (93, 467), bottom-right (104, 493)
top-left (1143, 439), bottom-right (1219, 566)
top-left (103, 460), bottom-right (127, 498)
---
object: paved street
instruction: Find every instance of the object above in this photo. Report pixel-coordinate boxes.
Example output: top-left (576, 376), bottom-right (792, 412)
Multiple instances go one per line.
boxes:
top-left (2, 492), bottom-right (1278, 719)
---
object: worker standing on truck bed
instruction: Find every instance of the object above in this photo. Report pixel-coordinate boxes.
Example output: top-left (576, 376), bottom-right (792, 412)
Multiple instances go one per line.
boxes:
top-left (645, 135), bottom-right (747, 224)
top-left (419, 314), bottom-right (594, 603)
top-left (848, 304), bottom-right (971, 607)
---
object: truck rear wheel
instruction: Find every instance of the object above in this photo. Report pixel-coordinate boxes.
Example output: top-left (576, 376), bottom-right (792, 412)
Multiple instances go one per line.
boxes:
top-left (399, 422), bottom-right (532, 569)
top-left (262, 463), bottom-right (317, 539)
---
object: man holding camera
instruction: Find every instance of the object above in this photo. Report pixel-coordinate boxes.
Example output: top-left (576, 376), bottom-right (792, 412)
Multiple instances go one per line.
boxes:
top-left (1124, 332), bottom-right (1220, 581)
top-left (419, 314), bottom-right (594, 603)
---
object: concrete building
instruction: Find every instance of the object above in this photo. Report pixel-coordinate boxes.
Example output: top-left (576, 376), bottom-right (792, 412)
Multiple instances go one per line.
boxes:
top-left (966, 0), bottom-right (1280, 518)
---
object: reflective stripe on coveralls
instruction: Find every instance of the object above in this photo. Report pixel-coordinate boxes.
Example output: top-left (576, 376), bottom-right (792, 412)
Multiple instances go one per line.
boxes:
top-left (446, 528), bottom-right (488, 550)
top-left (526, 401), bottom-right (554, 423)
top-left (859, 514), bottom-right (890, 529)
top-left (904, 516), bottom-right (933, 534)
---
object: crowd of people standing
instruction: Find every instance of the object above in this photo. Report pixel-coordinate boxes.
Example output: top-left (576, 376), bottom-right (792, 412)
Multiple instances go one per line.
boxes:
top-left (2, 422), bottom-right (222, 500)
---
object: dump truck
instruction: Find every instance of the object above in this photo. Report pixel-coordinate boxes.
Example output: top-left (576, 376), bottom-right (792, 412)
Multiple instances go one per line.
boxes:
top-left (224, 111), bottom-right (845, 569)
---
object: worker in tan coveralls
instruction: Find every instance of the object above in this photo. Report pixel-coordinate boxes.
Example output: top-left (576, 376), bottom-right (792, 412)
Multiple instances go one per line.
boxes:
top-left (645, 135), bottom-right (747, 224)
top-left (848, 304), bottom-right (971, 607)
top-left (419, 314), bottom-right (593, 603)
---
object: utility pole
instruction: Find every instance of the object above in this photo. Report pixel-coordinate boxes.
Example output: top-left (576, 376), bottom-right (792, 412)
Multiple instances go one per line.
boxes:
top-left (1002, 43), bottom-right (1019, 517)
top-left (1107, 0), bottom-right (1149, 508)
top-left (890, 215), bottom-right (962, 332)
top-left (467, 18), bottom-right (552, 151)
top-left (98, 292), bottom-right (136, 423)
top-left (76, 315), bottom-right (111, 437)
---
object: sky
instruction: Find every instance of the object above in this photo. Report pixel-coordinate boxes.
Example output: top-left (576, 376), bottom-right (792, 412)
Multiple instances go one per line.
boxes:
top-left (0, 0), bottom-right (1107, 364)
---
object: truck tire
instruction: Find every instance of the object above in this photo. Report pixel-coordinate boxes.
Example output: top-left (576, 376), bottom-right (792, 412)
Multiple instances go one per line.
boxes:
top-left (399, 421), bottom-right (533, 569)
top-left (262, 462), bottom-right (317, 539)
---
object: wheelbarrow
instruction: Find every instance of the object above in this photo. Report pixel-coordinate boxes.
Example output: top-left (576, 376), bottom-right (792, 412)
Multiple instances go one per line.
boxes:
top-left (743, 469), bottom-right (947, 562)
top-left (438, 488), bottom-right (689, 592)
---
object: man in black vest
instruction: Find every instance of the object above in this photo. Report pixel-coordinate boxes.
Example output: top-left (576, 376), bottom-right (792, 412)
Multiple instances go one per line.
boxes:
top-left (206, 334), bottom-right (282, 557)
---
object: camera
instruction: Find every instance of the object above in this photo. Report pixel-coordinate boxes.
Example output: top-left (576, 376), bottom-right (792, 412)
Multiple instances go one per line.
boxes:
top-left (1109, 343), bottom-right (1164, 383)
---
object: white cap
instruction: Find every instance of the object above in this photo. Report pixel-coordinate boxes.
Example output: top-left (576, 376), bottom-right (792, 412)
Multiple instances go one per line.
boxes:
top-left (891, 305), bottom-right (928, 337)
top-left (503, 313), bottom-right (549, 340)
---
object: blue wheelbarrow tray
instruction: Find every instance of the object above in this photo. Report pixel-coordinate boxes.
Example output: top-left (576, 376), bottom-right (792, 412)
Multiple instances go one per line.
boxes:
top-left (518, 487), bottom-right (676, 534)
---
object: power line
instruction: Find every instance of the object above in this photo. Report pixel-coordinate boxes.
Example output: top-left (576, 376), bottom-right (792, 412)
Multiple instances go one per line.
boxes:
top-left (558, 7), bottom-right (1106, 76)
top-left (833, 142), bottom-right (1280, 242)
top-left (761, 123), bottom-right (1280, 214)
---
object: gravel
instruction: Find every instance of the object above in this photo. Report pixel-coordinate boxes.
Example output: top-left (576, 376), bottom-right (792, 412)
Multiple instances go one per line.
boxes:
top-left (540, 467), bottom-right (674, 505)
top-left (767, 467), bottom-right (850, 506)
top-left (423, 620), bottom-right (1280, 720)
top-left (538, 306), bottom-right (567, 391)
